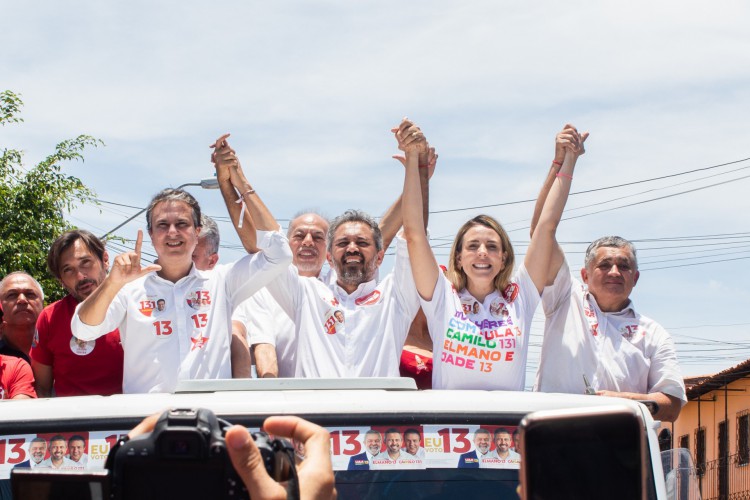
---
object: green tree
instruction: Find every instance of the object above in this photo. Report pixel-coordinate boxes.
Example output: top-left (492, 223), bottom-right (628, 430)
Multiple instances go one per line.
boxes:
top-left (1, 90), bottom-right (102, 303)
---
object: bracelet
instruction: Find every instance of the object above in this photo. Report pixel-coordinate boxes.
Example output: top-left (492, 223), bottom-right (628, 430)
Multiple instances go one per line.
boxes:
top-left (552, 160), bottom-right (563, 167)
top-left (556, 173), bottom-right (573, 180)
top-left (234, 189), bottom-right (255, 230)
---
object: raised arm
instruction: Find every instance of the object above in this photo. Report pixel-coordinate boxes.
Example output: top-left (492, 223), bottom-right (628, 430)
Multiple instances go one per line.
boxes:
top-left (380, 132), bottom-right (438, 249)
top-left (398, 119), bottom-right (439, 301)
top-left (77, 230), bottom-right (160, 327)
top-left (524, 125), bottom-right (588, 294)
top-left (211, 134), bottom-right (260, 252)
top-left (529, 125), bottom-right (588, 286)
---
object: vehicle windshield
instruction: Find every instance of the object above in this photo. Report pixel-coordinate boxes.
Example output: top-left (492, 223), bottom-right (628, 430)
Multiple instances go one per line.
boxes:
top-left (336, 469), bottom-right (519, 499)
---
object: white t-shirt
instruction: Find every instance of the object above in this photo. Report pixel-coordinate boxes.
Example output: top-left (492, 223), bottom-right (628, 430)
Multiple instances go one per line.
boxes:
top-left (483, 449), bottom-right (521, 468)
top-left (69, 453), bottom-right (89, 469)
top-left (370, 451), bottom-right (425, 470)
top-left (266, 236), bottom-right (420, 377)
top-left (233, 288), bottom-right (296, 378)
top-left (533, 259), bottom-right (687, 404)
top-left (72, 230), bottom-right (292, 393)
top-left (232, 269), bottom-right (334, 378)
top-left (39, 457), bottom-right (77, 470)
top-left (421, 264), bottom-right (540, 390)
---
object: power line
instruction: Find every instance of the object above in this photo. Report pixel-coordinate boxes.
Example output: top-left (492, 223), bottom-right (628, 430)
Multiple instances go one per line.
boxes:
top-left (429, 156), bottom-right (750, 214)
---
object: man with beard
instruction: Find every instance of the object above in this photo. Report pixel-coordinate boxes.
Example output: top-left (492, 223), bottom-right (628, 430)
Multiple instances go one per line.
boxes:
top-left (347, 429), bottom-right (382, 471)
top-left (228, 121), bottom-right (434, 378)
top-left (484, 428), bottom-right (520, 468)
top-left (15, 437), bottom-right (47, 468)
top-left (257, 121), bottom-right (431, 377)
top-left (371, 429), bottom-right (424, 470)
top-left (0, 272), bottom-right (44, 363)
top-left (31, 230), bottom-right (124, 397)
top-left (457, 428), bottom-right (493, 468)
top-left (40, 435), bottom-right (76, 469)
top-left (267, 206), bottom-right (421, 377)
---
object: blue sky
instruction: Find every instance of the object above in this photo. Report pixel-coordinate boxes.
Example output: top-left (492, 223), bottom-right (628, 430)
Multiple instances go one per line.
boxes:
top-left (3, 1), bottom-right (750, 384)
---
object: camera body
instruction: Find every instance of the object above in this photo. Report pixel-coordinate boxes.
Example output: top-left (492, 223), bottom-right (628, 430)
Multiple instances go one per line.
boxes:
top-left (111, 408), bottom-right (248, 499)
top-left (11, 408), bottom-right (296, 500)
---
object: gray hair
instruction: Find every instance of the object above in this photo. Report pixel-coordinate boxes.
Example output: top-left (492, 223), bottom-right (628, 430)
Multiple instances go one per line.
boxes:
top-left (145, 188), bottom-right (202, 232)
top-left (287, 210), bottom-right (329, 238)
top-left (327, 209), bottom-right (383, 253)
top-left (199, 215), bottom-right (220, 255)
top-left (0, 271), bottom-right (45, 302)
top-left (584, 236), bottom-right (638, 270)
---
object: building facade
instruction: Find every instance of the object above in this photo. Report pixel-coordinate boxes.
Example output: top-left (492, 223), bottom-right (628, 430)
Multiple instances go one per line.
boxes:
top-left (661, 360), bottom-right (750, 500)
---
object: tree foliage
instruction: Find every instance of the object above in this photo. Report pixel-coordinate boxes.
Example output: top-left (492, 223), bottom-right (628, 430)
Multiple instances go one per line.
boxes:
top-left (0, 90), bottom-right (102, 303)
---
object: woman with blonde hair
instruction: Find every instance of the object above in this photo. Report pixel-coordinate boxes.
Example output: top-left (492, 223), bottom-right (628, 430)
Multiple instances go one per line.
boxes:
top-left (399, 120), bottom-right (587, 390)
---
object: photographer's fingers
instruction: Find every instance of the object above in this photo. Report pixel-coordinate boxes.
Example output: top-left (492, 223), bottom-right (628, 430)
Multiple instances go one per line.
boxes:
top-left (263, 416), bottom-right (336, 499)
top-left (127, 413), bottom-right (160, 439)
top-left (226, 425), bottom-right (286, 500)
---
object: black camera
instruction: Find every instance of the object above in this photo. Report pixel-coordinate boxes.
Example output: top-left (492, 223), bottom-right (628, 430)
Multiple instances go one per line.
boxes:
top-left (11, 408), bottom-right (297, 500)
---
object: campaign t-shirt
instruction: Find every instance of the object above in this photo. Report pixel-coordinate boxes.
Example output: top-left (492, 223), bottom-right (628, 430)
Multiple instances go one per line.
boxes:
top-left (422, 264), bottom-right (539, 390)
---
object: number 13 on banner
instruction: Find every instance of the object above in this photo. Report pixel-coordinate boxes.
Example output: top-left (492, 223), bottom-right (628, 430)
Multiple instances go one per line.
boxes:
top-left (0, 438), bottom-right (27, 465)
top-left (426, 427), bottom-right (472, 454)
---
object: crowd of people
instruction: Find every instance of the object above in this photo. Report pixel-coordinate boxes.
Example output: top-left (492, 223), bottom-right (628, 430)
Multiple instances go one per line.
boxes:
top-left (0, 120), bottom-right (686, 421)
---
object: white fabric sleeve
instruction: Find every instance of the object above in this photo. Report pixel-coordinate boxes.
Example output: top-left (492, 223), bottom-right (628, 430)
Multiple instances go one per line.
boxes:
top-left (265, 264), bottom-right (301, 320)
top-left (233, 293), bottom-right (278, 347)
top-left (513, 263), bottom-right (542, 324)
top-left (227, 230), bottom-right (293, 307)
top-left (391, 234), bottom-right (421, 320)
top-left (70, 290), bottom-right (127, 341)
top-left (418, 273), bottom-right (448, 343)
top-left (541, 257), bottom-right (573, 316)
top-left (647, 326), bottom-right (688, 405)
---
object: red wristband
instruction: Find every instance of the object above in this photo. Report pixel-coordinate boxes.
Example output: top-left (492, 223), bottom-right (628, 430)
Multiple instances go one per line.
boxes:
top-left (556, 172), bottom-right (573, 180)
top-left (552, 160), bottom-right (563, 167)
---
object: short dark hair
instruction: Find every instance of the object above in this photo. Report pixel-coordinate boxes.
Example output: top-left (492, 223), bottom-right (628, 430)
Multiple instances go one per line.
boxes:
top-left (68, 435), bottom-right (86, 445)
top-left (327, 209), bottom-right (383, 253)
top-left (47, 230), bottom-right (106, 280)
top-left (494, 427), bottom-right (511, 438)
top-left (145, 188), bottom-right (202, 232)
top-left (49, 434), bottom-right (66, 444)
top-left (403, 428), bottom-right (421, 439)
top-left (384, 428), bottom-right (402, 437)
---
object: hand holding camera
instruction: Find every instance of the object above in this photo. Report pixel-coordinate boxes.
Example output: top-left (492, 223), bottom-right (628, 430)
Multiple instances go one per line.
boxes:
top-left (12, 408), bottom-right (336, 500)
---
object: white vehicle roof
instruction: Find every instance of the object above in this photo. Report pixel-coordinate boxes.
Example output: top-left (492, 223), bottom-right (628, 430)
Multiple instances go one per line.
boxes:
top-left (0, 378), bottom-right (656, 428)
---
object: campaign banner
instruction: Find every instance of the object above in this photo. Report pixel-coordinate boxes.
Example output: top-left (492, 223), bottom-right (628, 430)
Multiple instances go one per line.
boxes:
top-left (323, 424), bottom-right (520, 471)
top-left (1, 423), bottom-right (520, 479)
top-left (0, 430), bottom-right (127, 479)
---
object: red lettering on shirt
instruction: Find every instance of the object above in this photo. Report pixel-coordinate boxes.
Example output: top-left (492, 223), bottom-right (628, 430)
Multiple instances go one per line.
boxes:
top-left (139, 300), bottom-right (156, 317)
top-left (355, 290), bottom-right (381, 306)
top-left (503, 283), bottom-right (519, 303)
top-left (324, 316), bottom-right (337, 335)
